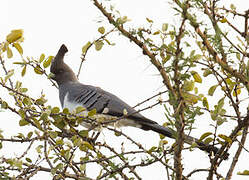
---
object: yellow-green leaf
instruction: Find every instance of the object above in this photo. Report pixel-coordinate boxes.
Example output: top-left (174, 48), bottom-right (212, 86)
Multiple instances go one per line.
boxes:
top-left (202, 97), bottom-right (209, 109)
top-left (82, 41), bottom-right (91, 54)
top-left (82, 141), bottom-right (94, 150)
top-left (238, 170), bottom-right (249, 176)
top-left (88, 109), bottom-right (96, 117)
top-left (19, 119), bottom-right (29, 126)
top-left (76, 106), bottom-right (86, 114)
top-left (21, 65), bottom-right (26, 77)
top-left (203, 69), bottom-right (212, 77)
top-left (203, 137), bottom-right (213, 144)
top-left (98, 26), bottom-right (105, 34)
top-left (56, 138), bottom-right (64, 145)
top-left (5, 69), bottom-right (14, 82)
top-left (13, 43), bottom-right (23, 55)
top-left (162, 23), bottom-right (168, 32)
top-left (63, 108), bottom-right (69, 114)
top-left (220, 18), bottom-right (227, 23)
top-left (233, 86), bottom-right (242, 96)
top-left (39, 53), bottom-right (45, 63)
top-left (208, 85), bottom-right (218, 96)
top-left (7, 46), bottom-right (13, 58)
top-left (199, 132), bottom-right (212, 141)
top-left (43, 56), bottom-right (53, 68)
top-left (182, 92), bottom-right (199, 104)
top-left (114, 131), bottom-right (122, 136)
top-left (153, 31), bottom-right (160, 35)
top-left (79, 130), bottom-right (88, 137)
top-left (34, 65), bottom-right (43, 75)
top-left (49, 131), bottom-right (58, 138)
top-left (217, 97), bottom-right (225, 112)
top-left (218, 134), bottom-right (232, 144)
top-left (51, 107), bottom-right (60, 114)
top-left (183, 80), bottom-right (195, 91)
top-left (6, 29), bottom-right (23, 43)
top-left (146, 17), bottom-right (153, 23)
top-left (94, 40), bottom-right (104, 51)
top-left (191, 71), bottom-right (202, 83)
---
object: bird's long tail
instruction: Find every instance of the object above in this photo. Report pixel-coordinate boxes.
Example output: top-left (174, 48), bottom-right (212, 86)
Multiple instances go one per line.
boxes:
top-left (141, 122), bottom-right (228, 159)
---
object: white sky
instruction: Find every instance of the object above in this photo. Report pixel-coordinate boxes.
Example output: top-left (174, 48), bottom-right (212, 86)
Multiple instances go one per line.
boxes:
top-left (1, 0), bottom-right (249, 179)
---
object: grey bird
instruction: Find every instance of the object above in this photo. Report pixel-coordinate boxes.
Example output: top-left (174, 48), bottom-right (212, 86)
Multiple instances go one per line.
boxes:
top-left (50, 44), bottom-right (227, 158)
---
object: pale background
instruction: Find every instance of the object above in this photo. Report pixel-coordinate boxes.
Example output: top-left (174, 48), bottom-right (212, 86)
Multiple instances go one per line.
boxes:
top-left (1, 0), bottom-right (248, 179)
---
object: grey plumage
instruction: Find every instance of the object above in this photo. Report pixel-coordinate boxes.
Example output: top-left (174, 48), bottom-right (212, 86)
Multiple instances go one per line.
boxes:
top-left (50, 44), bottom-right (227, 158)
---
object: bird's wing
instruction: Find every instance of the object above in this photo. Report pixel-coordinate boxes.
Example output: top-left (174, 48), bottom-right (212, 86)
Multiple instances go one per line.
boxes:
top-left (65, 82), bottom-right (157, 125)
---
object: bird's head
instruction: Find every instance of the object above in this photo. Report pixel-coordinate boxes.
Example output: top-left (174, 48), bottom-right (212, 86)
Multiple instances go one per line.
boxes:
top-left (50, 44), bottom-right (78, 85)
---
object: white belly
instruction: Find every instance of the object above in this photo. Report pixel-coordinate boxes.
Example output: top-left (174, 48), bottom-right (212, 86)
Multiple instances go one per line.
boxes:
top-left (62, 92), bottom-right (141, 129)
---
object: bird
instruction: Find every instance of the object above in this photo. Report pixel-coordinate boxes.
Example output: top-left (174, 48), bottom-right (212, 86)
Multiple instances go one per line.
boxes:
top-left (50, 44), bottom-right (227, 158)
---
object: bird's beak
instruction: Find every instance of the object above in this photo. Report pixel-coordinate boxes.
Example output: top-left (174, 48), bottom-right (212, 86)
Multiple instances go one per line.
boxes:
top-left (48, 72), bottom-right (55, 80)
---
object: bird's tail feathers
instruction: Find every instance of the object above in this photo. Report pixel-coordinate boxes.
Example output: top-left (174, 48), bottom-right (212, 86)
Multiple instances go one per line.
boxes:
top-left (140, 122), bottom-right (228, 159)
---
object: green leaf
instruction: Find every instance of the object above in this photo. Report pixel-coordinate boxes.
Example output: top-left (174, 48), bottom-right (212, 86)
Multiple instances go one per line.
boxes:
top-left (220, 18), bottom-right (227, 23)
top-left (39, 53), bottom-right (45, 63)
top-left (146, 17), bottom-right (153, 23)
top-left (33, 118), bottom-right (42, 129)
top-left (13, 43), bottom-right (23, 55)
top-left (82, 141), bottom-right (94, 150)
top-left (82, 41), bottom-right (91, 54)
top-left (182, 92), bottom-right (199, 104)
top-left (76, 106), bottom-right (86, 114)
top-left (217, 97), bottom-right (225, 112)
top-left (51, 107), bottom-right (60, 114)
top-left (162, 23), bottom-right (168, 31)
top-left (1, 101), bottom-right (8, 109)
top-left (192, 54), bottom-right (202, 61)
top-left (203, 69), bottom-right (212, 77)
top-left (153, 31), bottom-right (160, 35)
top-left (199, 132), bottom-right (212, 141)
top-left (183, 80), bottom-right (195, 91)
top-left (36, 145), bottom-right (43, 153)
top-left (63, 108), bottom-right (69, 114)
top-left (94, 40), bottom-right (104, 51)
top-left (203, 137), bottom-right (213, 144)
top-left (218, 134), bottom-right (232, 144)
top-left (79, 130), bottom-right (88, 137)
top-left (88, 109), bottom-right (96, 117)
top-left (27, 132), bottom-right (33, 138)
top-left (113, 131), bottom-right (121, 136)
top-left (23, 97), bottom-right (32, 106)
top-left (80, 164), bottom-right (86, 171)
top-left (238, 170), bottom-right (249, 176)
top-left (202, 97), bottom-right (209, 109)
top-left (19, 119), bottom-right (29, 126)
top-left (13, 159), bottom-right (22, 170)
top-left (230, 4), bottom-right (236, 11)
top-left (43, 56), bottom-right (53, 68)
top-left (98, 26), bottom-right (105, 34)
top-left (208, 85), bottom-right (218, 96)
top-left (5, 69), bottom-right (14, 82)
top-left (35, 96), bottom-right (47, 105)
top-left (18, 109), bottom-right (25, 118)
top-left (191, 71), bottom-right (202, 83)
top-left (25, 158), bottom-right (32, 163)
top-left (49, 131), bottom-right (58, 138)
top-left (6, 29), bottom-right (23, 43)
top-left (20, 88), bottom-right (28, 93)
top-left (56, 138), bottom-right (64, 145)
top-left (34, 65), bottom-right (43, 75)
top-left (40, 112), bottom-right (49, 122)
top-left (21, 65), bottom-right (26, 77)
top-left (147, 146), bottom-right (157, 154)
top-left (7, 46), bottom-right (13, 58)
